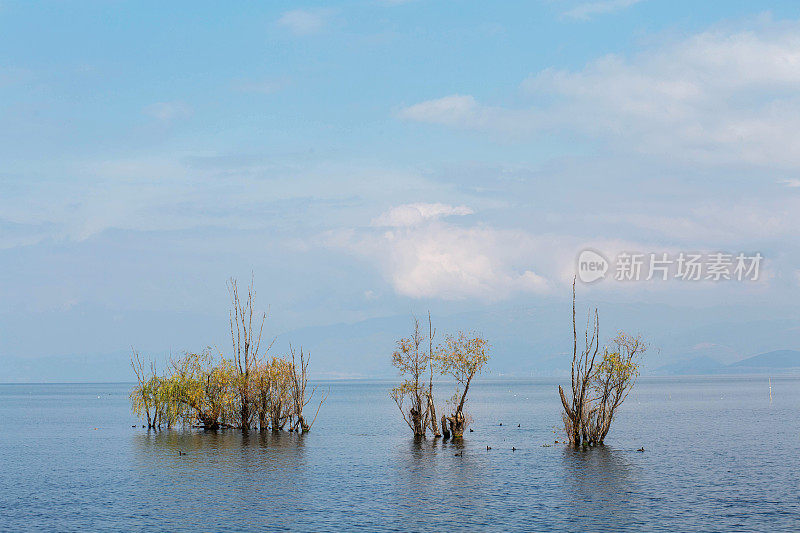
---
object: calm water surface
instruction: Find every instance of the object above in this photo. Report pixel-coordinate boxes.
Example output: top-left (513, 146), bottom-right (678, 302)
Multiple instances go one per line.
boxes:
top-left (1, 377), bottom-right (799, 532)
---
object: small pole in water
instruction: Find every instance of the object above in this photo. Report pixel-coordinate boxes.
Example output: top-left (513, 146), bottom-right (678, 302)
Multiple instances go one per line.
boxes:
top-left (769, 377), bottom-right (773, 404)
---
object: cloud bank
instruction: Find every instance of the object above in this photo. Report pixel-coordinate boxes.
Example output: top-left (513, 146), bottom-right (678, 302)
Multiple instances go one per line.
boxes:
top-left (401, 19), bottom-right (800, 169)
top-left (371, 202), bottom-right (473, 227)
top-left (332, 203), bottom-right (553, 300)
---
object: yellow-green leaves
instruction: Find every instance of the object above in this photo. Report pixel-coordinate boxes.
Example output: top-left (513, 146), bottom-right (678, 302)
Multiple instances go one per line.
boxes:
top-left (130, 349), bottom-right (304, 430)
top-left (436, 331), bottom-right (489, 385)
top-left (391, 319), bottom-right (491, 437)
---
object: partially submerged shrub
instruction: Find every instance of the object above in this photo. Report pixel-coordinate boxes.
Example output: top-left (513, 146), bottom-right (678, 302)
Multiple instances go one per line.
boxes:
top-left (559, 279), bottom-right (645, 446)
top-left (131, 347), bottom-right (324, 432)
top-left (390, 316), bottom-right (432, 437)
top-left (391, 314), bottom-right (489, 439)
top-left (130, 278), bottom-right (325, 432)
top-left (437, 331), bottom-right (489, 438)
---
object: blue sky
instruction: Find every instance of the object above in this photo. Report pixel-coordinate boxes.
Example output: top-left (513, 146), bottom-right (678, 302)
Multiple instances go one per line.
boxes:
top-left (3, 1), bottom-right (800, 378)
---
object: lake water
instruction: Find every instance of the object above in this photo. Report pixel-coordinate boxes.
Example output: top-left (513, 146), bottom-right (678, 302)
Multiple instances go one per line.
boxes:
top-left (1, 377), bottom-right (799, 531)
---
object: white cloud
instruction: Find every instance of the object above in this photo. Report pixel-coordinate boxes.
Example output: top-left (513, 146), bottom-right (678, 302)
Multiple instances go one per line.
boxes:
top-left (278, 9), bottom-right (330, 36)
top-left (328, 197), bottom-right (794, 300)
top-left (780, 178), bottom-right (800, 188)
top-left (330, 211), bottom-right (702, 300)
top-left (401, 19), bottom-right (800, 170)
top-left (363, 289), bottom-right (378, 300)
top-left (399, 95), bottom-right (478, 125)
top-left (143, 101), bottom-right (193, 123)
top-left (372, 202), bottom-right (473, 227)
top-left (398, 94), bottom-right (539, 134)
top-left (330, 207), bottom-right (554, 300)
top-left (564, 0), bottom-right (642, 20)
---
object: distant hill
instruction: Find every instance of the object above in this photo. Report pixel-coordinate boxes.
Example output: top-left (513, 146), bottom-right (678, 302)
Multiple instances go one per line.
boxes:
top-left (655, 356), bottom-right (728, 376)
top-left (3, 300), bottom-right (800, 382)
top-left (730, 350), bottom-right (800, 369)
top-left (655, 349), bottom-right (800, 375)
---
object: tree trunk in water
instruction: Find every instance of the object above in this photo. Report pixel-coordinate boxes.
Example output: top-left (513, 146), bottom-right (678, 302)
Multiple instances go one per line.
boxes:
top-left (447, 411), bottom-right (465, 438)
top-left (559, 385), bottom-right (581, 446)
top-left (297, 415), bottom-right (309, 433)
top-left (441, 414), bottom-right (450, 440)
top-left (428, 394), bottom-right (441, 437)
top-left (200, 414), bottom-right (219, 430)
top-left (410, 407), bottom-right (424, 437)
top-left (240, 402), bottom-right (250, 430)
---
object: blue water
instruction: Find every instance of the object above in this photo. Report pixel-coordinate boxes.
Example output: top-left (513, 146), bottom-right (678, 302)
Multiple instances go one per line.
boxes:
top-left (1, 377), bottom-right (799, 531)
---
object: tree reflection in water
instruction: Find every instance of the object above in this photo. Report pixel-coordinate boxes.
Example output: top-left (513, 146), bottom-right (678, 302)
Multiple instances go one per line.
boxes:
top-left (132, 429), bottom-right (308, 480)
top-left (560, 445), bottom-right (643, 526)
top-left (392, 437), bottom-right (490, 527)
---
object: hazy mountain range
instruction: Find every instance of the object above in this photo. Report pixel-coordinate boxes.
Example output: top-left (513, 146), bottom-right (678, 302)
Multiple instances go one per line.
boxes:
top-left (3, 301), bottom-right (800, 382)
top-left (656, 350), bottom-right (800, 376)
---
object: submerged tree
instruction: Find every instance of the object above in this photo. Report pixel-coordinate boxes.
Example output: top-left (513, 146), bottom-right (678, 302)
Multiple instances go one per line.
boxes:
top-left (585, 332), bottom-right (645, 444)
top-left (437, 331), bottom-right (490, 438)
top-left (265, 356), bottom-right (293, 431)
top-left (228, 276), bottom-right (271, 430)
top-left (165, 349), bottom-right (238, 430)
top-left (288, 345), bottom-right (326, 432)
top-left (559, 278), bottom-right (646, 446)
top-left (390, 317), bottom-right (430, 437)
top-left (130, 349), bottom-right (165, 429)
top-left (425, 313), bottom-right (441, 438)
top-left (251, 356), bottom-right (291, 431)
top-left (390, 316), bottom-right (490, 439)
top-left (130, 278), bottom-right (324, 432)
top-left (559, 279), bottom-right (600, 446)
top-left (131, 347), bottom-right (324, 432)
